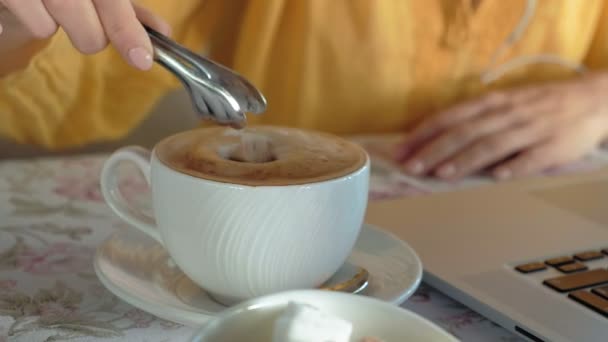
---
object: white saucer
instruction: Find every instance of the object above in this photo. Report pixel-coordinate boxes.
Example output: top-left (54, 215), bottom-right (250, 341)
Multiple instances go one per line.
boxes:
top-left (94, 223), bottom-right (423, 327)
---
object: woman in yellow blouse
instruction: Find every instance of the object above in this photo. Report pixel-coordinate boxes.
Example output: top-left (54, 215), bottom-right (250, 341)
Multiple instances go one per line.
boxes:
top-left (1, 0), bottom-right (608, 180)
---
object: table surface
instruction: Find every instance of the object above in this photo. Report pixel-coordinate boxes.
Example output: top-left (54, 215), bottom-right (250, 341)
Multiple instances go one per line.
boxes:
top-left (3, 138), bottom-right (608, 342)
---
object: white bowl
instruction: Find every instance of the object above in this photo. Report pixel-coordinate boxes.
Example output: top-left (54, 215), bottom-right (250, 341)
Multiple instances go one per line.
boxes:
top-left (190, 290), bottom-right (459, 342)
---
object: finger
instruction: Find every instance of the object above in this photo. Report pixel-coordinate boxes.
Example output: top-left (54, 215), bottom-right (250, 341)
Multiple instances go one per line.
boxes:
top-left (397, 87), bottom-right (548, 162)
top-left (1, 0), bottom-right (57, 38)
top-left (92, 0), bottom-right (153, 70)
top-left (0, 4), bottom-right (19, 36)
top-left (394, 129), bottom-right (430, 162)
top-left (397, 92), bottom-right (509, 158)
top-left (435, 122), bottom-right (546, 179)
top-left (133, 3), bottom-right (171, 37)
top-left (493, 142), bottom-right (571, 180)
top-left (402, 104), bottom-right (536, 175)
top-left (44, 0), bottom-right (107, 54)
top-left (494, 119), bottom-right (605, 180)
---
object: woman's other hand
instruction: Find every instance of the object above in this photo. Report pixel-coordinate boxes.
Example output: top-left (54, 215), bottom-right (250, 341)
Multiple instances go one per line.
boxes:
top-left (396, 73), bottom-right (608, 180)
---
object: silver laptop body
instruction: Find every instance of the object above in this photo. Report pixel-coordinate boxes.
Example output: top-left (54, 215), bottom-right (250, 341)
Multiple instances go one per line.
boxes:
top-left (367, 169), bottom-right (608, 342)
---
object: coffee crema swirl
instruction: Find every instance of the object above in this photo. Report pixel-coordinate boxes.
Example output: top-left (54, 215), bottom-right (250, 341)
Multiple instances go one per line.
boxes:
top-left (156, 126), bottom-right (368, 186)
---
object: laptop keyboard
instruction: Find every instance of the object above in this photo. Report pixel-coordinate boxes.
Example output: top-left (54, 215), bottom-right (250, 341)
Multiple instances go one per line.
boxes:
top-left (515, 250), bottom-right (608, 318)
top-left (544, 269), bottom-right (608, 292)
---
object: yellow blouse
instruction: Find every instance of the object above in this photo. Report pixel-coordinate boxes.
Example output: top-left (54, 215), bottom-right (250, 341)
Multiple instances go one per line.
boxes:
top-left (2, 0), bottom-right (608, 149)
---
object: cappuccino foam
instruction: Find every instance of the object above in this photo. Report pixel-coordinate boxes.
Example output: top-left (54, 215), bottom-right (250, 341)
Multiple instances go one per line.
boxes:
top-left (156, 126), bottom-right (367, 186)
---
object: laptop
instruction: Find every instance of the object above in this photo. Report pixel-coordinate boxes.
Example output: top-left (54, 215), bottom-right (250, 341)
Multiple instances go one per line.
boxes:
top-left (366, 166), bottom-right (608, 342)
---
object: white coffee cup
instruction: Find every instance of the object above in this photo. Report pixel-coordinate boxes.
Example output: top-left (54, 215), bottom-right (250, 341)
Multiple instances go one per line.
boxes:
top-left (100, 135), bottom-right (370, 304)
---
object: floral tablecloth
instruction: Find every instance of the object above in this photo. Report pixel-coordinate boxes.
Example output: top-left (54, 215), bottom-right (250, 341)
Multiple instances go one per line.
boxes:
top-left (2, 142), bottom-right (608, 341)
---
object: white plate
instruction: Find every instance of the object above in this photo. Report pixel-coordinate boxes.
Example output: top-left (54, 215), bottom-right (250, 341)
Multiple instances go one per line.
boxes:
top-left (191, 290), bottom-right (458, 342)
top-left (94, 223), bottom-right (422, 327)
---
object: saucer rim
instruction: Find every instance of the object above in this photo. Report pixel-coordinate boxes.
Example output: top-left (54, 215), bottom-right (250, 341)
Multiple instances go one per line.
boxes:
top-left (377, 226), bottom-right (423, 304)
top-left (94, 254), bottom-right (212, 326)
top-left (94, 223), bottom-right (423, 326)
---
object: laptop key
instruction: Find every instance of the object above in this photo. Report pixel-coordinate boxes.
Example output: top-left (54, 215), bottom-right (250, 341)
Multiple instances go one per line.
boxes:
top-left (569, 291), bottom-right (608, 318)
top-left (544, 269), bottom-right (608, 292)
top-left (574, 251), bottom-right (604, 262)
top-left (545, 256), bottom-right (574, 267)
top-left (592, 286), bottom-right (608, 300)
top-left (515, 262), bottom-right (546, 274)
top-left (557, 262), bottom-right (587, 274)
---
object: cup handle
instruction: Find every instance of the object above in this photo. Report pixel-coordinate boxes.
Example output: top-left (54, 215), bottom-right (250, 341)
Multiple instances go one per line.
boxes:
top-left (100, 146), bottom-right (163, 245)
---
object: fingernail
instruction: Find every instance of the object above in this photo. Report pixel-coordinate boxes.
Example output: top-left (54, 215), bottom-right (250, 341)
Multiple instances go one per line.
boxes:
top-left (494, 168), bottom-right (512, 180)
top-left (437, 164), bottom-right (456, 178)
top-left (128, 47), bottom-right (153, 70)
top-left (406, 160), bottom-right (424, 175)
top-left (0, 24), bottom-right (3, 35)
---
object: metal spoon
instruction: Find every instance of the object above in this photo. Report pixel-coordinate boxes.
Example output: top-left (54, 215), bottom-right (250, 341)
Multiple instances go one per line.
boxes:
top-left (145, 25), bottom-right (267, 128)
top-left (206, 264), bottom-right (370, 306)
top-left (320, 263), bottom-right (370, 295)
